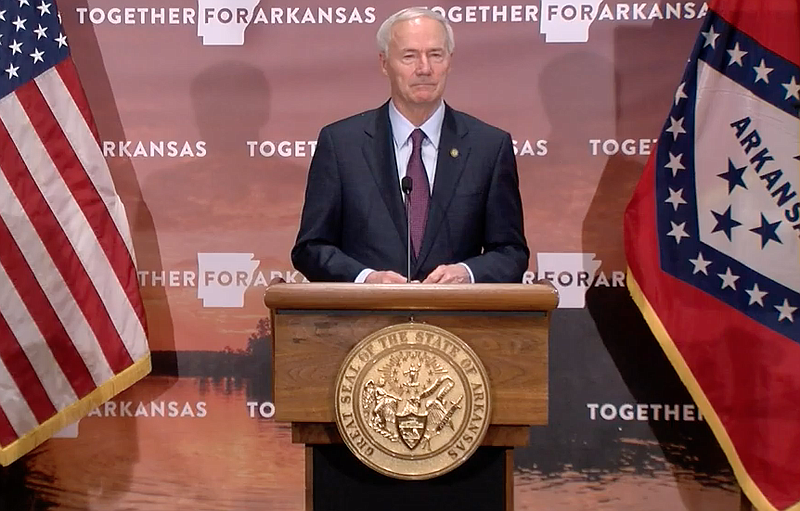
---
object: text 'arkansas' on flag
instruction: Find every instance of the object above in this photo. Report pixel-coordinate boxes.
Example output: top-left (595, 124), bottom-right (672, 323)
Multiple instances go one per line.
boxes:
top-left (0, 0), bottom-right (150, 466)
top-left (625, 0), bottom-right (800, 510)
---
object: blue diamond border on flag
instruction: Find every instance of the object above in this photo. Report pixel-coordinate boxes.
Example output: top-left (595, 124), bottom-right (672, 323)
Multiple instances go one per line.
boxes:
top-left (655, 10), bottom-right (800, 342)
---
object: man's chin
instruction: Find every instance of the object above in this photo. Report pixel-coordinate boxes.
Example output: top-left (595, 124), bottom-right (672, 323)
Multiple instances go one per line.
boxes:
top-left (409, 93), bottom-right (442, 105)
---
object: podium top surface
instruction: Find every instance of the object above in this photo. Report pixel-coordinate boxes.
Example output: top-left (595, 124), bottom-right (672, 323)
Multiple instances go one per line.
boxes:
top-left (263, 282), bottom-right (558, 312)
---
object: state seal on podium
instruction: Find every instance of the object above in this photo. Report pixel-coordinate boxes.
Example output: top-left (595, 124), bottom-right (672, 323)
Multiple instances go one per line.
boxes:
top-left (334, 322), bottom-right (491, 480)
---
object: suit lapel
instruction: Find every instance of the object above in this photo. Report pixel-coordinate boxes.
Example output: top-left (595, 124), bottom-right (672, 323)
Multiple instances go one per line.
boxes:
top-left (415, 105), bottom-right (470, 271)
top-left (362, 102), bottom-right (408, 248)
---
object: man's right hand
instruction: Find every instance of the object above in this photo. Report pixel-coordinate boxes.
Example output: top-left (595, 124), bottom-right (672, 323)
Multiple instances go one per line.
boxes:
top-left (365, 270), bottom-right (407, 284)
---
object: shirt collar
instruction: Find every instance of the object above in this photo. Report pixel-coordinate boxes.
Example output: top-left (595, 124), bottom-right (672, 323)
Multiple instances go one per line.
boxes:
top-left (389, 100), bottom-right (445, 150)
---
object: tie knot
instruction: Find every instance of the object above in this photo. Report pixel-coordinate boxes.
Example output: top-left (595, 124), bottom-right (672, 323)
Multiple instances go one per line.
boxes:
top-left (411, 128), bottom-right (425, 148)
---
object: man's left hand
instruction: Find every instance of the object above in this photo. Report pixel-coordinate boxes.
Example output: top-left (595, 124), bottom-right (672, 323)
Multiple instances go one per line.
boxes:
top-left (422, 264), bottom-right (470, 284)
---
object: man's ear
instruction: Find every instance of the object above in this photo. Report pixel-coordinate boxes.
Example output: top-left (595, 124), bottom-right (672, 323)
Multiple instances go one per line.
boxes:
top-left (379, 52), bottom-right (389, 77)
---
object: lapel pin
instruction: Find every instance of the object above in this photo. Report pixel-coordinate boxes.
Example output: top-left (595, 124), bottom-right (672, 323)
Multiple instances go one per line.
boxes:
top-left (450, 148), bottom-right (459, 158)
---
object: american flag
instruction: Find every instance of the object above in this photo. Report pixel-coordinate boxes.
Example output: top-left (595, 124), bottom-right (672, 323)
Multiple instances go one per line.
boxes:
top-left (0, 0), bottom-right (149, 466)
top-left (625, 0), bottom-right (799, 509)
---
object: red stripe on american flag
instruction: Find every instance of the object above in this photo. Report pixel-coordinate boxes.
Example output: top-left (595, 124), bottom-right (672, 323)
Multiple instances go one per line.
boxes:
top-left (0, 406), bottom-right (17, 447)
top-left (54, 59), bottom-right (100, 144)
top-left (16, 80), bottom-right (145, 331)
top-left (0, 311), bottom-right (57, 423)
top-left (0, 216), bottom-right (95, 398)
top-left (0, 116), bottom-right (133, 375)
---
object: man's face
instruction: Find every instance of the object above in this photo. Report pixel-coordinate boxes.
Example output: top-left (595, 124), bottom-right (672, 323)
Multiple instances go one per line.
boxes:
top-left (380, 17), bottom-right (452, 109)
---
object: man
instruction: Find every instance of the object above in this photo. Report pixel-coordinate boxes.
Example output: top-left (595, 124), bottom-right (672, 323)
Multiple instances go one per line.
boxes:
top-left (291, 7), bottom-right (529, 283)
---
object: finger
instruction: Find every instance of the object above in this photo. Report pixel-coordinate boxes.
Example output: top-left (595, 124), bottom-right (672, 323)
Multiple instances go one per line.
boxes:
top-left (385, 271), bottom-right (407, 283)
top-left (443, 267), bottom-right (468, 284)
top-left (367, 271), bottom-right (391, 284)
top-left (424, 266), bottom-right (446, 283)
top-left (421, 270), bottom-right (437, 283)
top-left (441, 270), bottom-right (457, 284)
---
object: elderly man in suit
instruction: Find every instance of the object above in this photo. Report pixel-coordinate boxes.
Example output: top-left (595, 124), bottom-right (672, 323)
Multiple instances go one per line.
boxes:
top-left (291, 7), bottom-right (529, 284)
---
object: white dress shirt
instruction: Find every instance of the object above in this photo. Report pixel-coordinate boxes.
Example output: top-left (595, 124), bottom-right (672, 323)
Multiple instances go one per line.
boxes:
top-left (389, 99), bottom-right (444, 193)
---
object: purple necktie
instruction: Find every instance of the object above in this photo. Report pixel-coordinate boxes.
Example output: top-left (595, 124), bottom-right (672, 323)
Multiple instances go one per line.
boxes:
top-left (407, 129), bottom-right (429, 257)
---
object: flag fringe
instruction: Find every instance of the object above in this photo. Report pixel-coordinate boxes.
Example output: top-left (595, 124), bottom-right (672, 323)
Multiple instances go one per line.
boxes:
top-left (0, 354), bottom-right (151, 467)
top-left (627, 269), bottom-right (800, 511)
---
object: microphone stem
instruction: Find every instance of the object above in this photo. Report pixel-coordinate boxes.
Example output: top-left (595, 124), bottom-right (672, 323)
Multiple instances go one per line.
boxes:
top-left (401, 176), bottom-right (413, 283)
top-left (406, 193), bottom-right (411, 283)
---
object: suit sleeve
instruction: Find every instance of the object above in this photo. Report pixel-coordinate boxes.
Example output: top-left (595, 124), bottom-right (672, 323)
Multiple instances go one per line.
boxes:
top-left (291, 127), bottom-right (369, 282)
top-left (462, 133), bottom-right (530, 282)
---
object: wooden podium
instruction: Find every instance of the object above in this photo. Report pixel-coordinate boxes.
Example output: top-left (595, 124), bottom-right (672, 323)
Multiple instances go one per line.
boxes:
top-left (264, 283), bottom-right (558, 511)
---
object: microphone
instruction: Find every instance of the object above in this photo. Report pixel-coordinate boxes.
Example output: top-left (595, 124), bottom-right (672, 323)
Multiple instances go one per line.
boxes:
top-left (401, 176), bottom-right (413, 283)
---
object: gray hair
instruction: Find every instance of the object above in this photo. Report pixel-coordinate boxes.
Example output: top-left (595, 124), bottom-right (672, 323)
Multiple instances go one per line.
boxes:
top-left (376, 7), bottom-right (455, 56)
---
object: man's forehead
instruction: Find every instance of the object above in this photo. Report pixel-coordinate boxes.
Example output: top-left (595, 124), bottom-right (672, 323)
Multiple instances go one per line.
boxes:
top-left (394, 42), bottom-right (447, 51)
top-left (391, 18), bottom-right (446, 39)
top-left (390, 32), bottom-right (446, 49)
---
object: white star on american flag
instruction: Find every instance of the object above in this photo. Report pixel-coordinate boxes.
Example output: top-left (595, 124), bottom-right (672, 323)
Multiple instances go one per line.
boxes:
top-left (5, 63), bottom-right (19, 79)
top-left (33, 24), bottom-right (47, 40)
top-left (29, 48), bottom-right (44, 64)
top-left (12, 16), bottom-right (26, 31)
top-left (37, 1), bottom-right (52, 16)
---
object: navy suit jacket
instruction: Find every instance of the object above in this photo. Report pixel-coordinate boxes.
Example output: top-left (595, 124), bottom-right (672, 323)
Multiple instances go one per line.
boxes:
top-left (291, 101), bottom-right (529, 283)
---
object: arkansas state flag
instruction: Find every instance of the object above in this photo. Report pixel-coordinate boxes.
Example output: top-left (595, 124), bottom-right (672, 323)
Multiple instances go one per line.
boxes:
top-left (624, 1), bottom-right (800, 510)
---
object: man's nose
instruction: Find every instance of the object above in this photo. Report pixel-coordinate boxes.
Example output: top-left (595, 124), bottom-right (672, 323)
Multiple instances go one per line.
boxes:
top-left (416, 55), bottom-right (432, 74)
